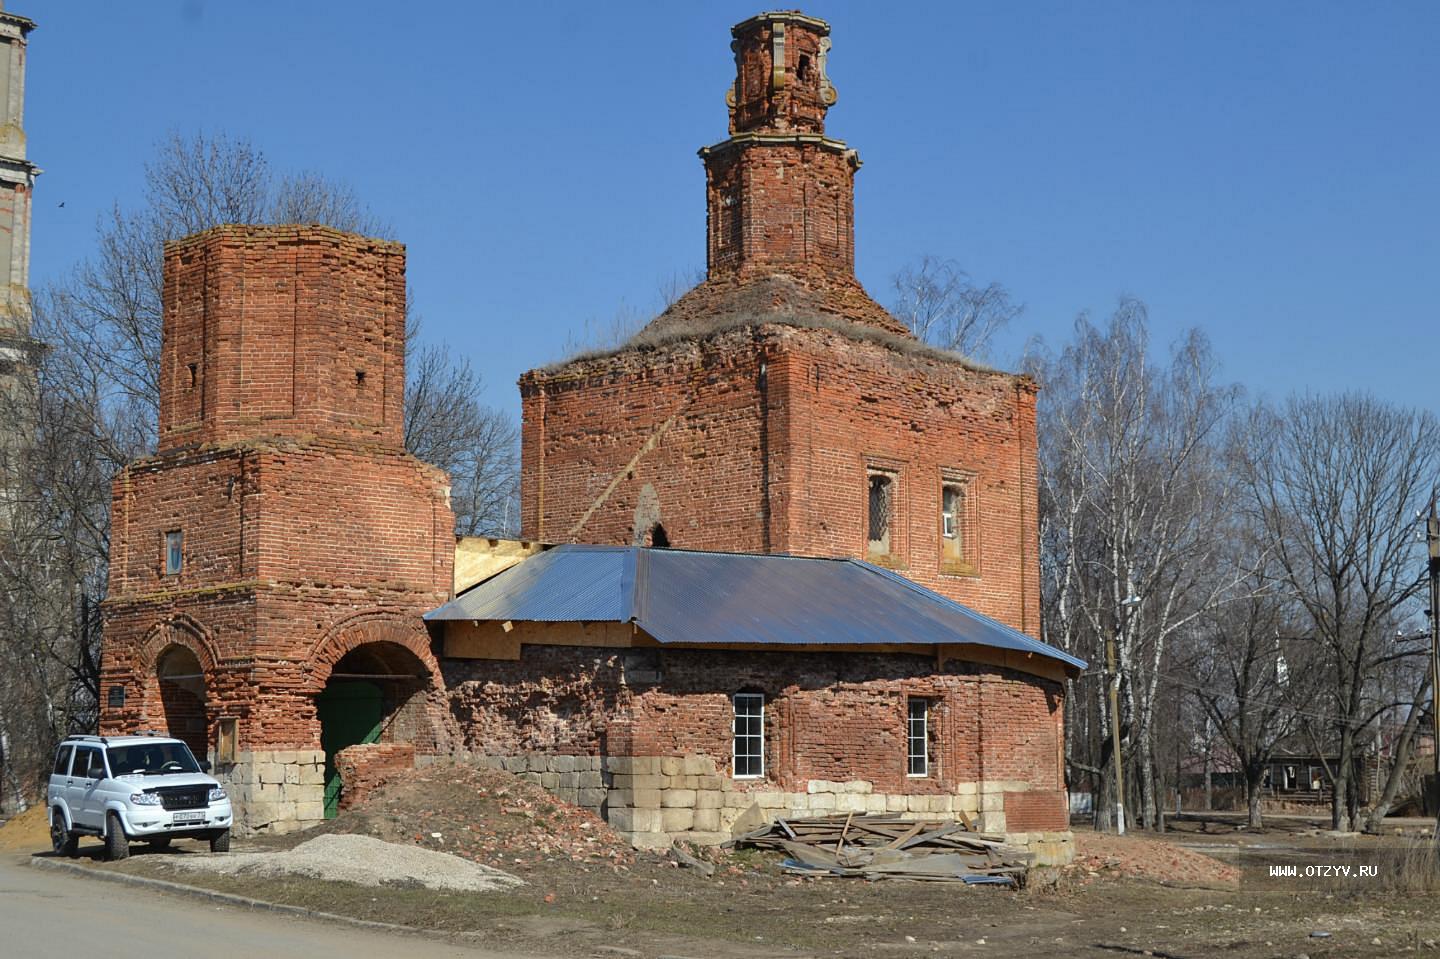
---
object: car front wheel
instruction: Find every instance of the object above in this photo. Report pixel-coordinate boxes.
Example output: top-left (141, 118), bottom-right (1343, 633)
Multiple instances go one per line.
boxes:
top-left (208, 829), bottom-right (230, 853)
top-left (104, 812), bottom-right (129, 861)
top-left (50, 811), bottom-right (78, 858)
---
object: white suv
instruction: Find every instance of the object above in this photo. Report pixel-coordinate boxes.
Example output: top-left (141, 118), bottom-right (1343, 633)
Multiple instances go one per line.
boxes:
top-left (47, 734), bottom-right (234, 861)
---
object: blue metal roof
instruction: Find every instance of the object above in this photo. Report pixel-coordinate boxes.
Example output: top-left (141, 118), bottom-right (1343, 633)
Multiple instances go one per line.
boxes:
top-left (425, 544), bottom-right (1085, 673)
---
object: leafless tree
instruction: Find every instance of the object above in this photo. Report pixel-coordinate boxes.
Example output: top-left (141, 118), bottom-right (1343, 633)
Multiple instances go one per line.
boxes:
top-left (404, 341), bottom-right (519, 536)
top-left (0, 325), bottom-right (115, 806)
top-left (890, 256), bottom-right (1021, 360)
top-left (1188, 551), bottom-right (1314, 828)
top-left (1033, 299), bottom-right (1244, 831)
top-left (1240, 393), bottom-right (1440, 831)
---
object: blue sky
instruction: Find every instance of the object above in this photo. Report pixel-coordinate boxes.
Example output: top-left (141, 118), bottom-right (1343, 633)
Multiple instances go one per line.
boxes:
top-left (25, 1), bottom-right (1440, 425)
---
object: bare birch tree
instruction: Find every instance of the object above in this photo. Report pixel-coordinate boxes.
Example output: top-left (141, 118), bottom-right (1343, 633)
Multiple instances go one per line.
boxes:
top-left (1033, 299), bottom-right (1243, 830)
top-left (891, 256), bottom-right (1021, 360)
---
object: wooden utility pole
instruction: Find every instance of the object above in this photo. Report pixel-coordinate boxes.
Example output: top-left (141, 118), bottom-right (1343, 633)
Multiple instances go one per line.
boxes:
top-left (1427, 498), bottom-right (1440, 842)
top-left (1427, 500), bottom-right (1439, 774)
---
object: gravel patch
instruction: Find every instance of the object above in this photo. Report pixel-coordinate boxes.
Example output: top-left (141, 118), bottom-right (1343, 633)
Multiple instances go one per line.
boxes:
top-left (161, 833), bottom-right (524, 892)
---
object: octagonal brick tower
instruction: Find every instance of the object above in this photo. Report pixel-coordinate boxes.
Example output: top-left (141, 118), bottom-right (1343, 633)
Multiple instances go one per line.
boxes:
top-left (520, 12), bottom-right (1041, 634)
top-left (100, 226), bottom-right (455, 833)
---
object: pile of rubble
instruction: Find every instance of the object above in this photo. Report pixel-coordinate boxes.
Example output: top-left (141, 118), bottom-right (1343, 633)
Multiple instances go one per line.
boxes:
top-left (322, 761), bottom-right (635, 872)
top-left (1068, 830), bottom-right (1240, 886)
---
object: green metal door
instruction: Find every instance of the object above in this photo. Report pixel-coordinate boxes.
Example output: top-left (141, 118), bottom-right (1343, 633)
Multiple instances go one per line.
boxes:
top-left (316, 681), bottom-right (383, 818)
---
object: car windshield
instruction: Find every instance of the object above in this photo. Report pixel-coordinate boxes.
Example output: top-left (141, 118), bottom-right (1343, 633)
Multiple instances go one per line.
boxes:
top-left (107, 742), bottom-right (201, 776)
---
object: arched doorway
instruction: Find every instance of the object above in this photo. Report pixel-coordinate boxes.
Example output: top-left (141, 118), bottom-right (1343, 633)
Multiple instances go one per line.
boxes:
top-left (156, 646), bottom-right (207, 759)
top-left (316, 642), bottom-right (432, 818)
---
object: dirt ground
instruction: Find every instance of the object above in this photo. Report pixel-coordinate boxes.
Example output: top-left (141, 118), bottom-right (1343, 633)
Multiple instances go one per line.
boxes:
top-left (9, 769), bottom-right (1440, 958)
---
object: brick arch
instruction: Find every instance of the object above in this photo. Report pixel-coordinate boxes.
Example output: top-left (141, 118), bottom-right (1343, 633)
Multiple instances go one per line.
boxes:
top-left (305, 611), bottom-right (442, 695)
top-left (135, 615), bottom-right (218, 758)
top-left (137, 613), bottom-right (220, 679)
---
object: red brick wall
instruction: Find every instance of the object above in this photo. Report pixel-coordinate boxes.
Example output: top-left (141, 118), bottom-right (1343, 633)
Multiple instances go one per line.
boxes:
top-left (772, 327), bottom-right (1042, 634)
top-left (520, 325), bottom-right (1040, 633)
top-left (520, 330), bottom-right (771, 552)
top-left (441, 644), bottom-right (1064, 807)
top-left (158, 226), bottom-right (406, 452)
top-left (335, 742), bottom-right (415, 810)
top-left (704, 139), bottom-right (856, 281)
top-left (1004, 789), bottom-right (1069, 832)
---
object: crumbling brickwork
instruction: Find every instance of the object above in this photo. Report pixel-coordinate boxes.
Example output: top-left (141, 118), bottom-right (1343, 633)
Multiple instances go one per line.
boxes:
top-left (522, 326), bottom-right (1040, 631)
top-left (519, 12), bottom-right (1040, 633)
top-left (441, 641), bottom-right (1067, 843)
top-left (99, 226), bottom-right (454, 833)
top-left (335, 743), bottom-right (416, 810)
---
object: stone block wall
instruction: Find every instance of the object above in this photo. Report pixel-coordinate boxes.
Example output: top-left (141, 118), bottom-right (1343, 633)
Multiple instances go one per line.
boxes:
top-left (216, 749), bottom-right (325, 835)
top-left (427, 752), bottom-right (608, 812)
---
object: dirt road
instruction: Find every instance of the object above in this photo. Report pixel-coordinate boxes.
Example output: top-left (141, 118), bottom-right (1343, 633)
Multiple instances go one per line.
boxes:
top-left (0, 854), bottom-right (557, 959)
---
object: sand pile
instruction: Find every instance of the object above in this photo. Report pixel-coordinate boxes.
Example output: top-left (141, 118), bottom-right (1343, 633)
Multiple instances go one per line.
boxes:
top-left (162, 832), bottom-right (524, 892)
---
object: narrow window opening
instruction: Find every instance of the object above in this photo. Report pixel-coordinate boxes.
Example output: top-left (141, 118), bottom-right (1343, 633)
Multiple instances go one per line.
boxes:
top-left (939, 474), bottom-right (978, 574)
top-left (648, 523), bottom-right (670, 548)
top-left (797, 54), bottom-right (811, 82)
top-left (164, 530), bottom-right (183, 576)
top-left (733, 692), bottom-right (765, 779)
top-left (867, 472), bottom-right (893, 557)
top-left (907, 698), bottom-right (931, 777)
top-left (355, 369), bottom-right (367, 388)
top-left (941, 483), bottom-right (965, 568)
top-left (187, 363), bottom-right (198, 389)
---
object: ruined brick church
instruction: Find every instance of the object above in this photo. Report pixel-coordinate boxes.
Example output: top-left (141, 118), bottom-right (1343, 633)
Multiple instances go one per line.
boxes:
top-left (99, 12), bottom-right (1080, 864)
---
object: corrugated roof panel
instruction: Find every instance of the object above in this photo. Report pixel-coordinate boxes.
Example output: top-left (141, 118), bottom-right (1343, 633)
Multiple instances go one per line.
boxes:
top-left (426, 544), bottom-right (1085, 673)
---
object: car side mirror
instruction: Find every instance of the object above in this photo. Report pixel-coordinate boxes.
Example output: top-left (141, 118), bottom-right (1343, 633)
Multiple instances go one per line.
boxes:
top-left (199, 760), bottom-right (211, 773)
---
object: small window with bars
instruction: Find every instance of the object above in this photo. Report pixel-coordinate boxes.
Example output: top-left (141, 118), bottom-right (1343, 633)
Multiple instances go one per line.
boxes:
top-left (867, 471), bottom-right (893, 557)
top-left (733, 692), bottom-right (765, 779)
top-left (907, 698), bottom-right (931, 777)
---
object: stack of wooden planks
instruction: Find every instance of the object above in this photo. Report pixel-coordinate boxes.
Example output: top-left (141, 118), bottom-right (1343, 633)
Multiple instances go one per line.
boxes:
top-left (727, 813), bottom-right (1030, 885)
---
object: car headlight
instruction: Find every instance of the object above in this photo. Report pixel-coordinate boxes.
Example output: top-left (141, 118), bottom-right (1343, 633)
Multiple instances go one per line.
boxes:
top-left (130, 792), bottom-right (162, 806)
top-left (208, 787), bottom-right (227, 803)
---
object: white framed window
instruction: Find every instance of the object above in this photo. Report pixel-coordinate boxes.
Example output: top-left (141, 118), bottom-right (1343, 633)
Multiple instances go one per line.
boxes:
top-left (164, 530), bottom-right (184, 576)
top-left (733, 692), bottom-right (765, 779)
top-left (939, 470), bottom-right (978, 574)
top-left (907, 698), bottom-right (930, 777)
top-left (941, 484), bottom-right (962, 541)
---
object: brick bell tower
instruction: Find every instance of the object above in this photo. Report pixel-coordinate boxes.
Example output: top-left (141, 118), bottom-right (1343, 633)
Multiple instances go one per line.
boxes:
top-left (100, 226), bottom-right (454, 834)
top-left (519, 11), bottom-right (1040, 634)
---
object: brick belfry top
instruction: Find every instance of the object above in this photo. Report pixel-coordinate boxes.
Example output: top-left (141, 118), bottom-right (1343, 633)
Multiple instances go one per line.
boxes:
top-left (641, 11), bottom-right (911, 340)
top-left (159, 225), bottom-right (406, 453)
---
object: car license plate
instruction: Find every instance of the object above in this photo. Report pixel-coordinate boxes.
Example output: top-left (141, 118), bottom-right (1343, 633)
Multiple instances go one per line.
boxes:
top-left (172, 811), bottom-right (204, 824)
